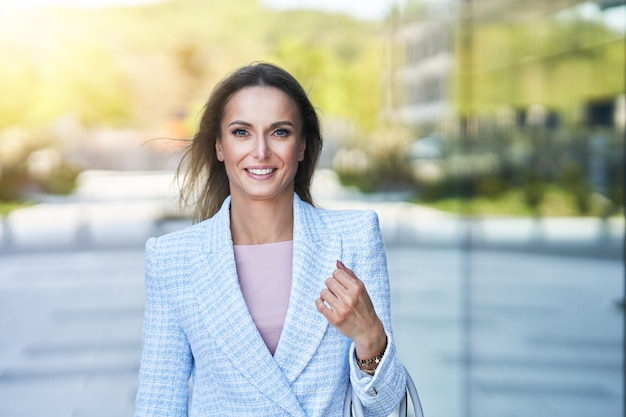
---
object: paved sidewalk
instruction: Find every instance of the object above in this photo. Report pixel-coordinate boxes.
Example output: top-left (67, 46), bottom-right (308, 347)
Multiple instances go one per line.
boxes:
top-left (0, 249), bottom-right (145, 417)
top-left (0, 246), bottom-right (622, 417)
top-left (388, 247), bottom-right (623, 417)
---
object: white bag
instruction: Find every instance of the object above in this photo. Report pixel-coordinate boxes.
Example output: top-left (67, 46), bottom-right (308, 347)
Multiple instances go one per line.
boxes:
top-left (343, 365), bottom-right (424, 417)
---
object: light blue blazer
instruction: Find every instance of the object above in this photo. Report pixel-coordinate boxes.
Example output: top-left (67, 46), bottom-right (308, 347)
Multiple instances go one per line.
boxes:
top-left (135, 194), bottom-right (407, 417)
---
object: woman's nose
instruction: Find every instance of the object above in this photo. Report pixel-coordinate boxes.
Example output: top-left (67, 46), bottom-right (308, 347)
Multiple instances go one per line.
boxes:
top-left (253, 136), bottom-right (270, 160)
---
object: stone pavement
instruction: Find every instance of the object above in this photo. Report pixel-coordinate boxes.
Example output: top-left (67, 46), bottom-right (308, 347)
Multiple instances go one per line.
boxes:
top-left (388, 247), bottom-right (623, 417)
top-left (0, 245), bottom-right (622, 417)
top-left (0, 249), bottom-right (144, 417)
top-left (0, 170), bottom-right (623, 416)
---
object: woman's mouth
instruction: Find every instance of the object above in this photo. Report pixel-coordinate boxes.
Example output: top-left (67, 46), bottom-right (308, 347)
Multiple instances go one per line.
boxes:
top-left (246, 168), bottom-right (276, 176)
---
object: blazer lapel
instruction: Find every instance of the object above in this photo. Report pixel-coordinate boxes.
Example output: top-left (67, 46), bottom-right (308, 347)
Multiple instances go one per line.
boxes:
top-left (188, 197), bottom-right (306, 417)
top-left (273, 196), bottom-right (342, 383)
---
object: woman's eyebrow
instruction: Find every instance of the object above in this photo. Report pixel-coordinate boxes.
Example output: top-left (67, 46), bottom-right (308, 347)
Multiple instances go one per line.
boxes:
top-left (227, 120), bottom-right (296, 128)
top-left (270, 120), bottom-right (295, 129)
top-left (227, 120), bottom-right (252, 127)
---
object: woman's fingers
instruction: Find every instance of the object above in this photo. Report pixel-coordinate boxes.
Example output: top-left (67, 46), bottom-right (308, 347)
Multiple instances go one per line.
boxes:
top-left (323, 275), bottom-right (359, 316)
top-left (335, 260), bottom-right (358, 283)
top-left (318, 262), bottom-right (372, 329)
top-left (315, 296), bottom-right (333, 317)
top-left (328, 262), bottom-right (362, 298)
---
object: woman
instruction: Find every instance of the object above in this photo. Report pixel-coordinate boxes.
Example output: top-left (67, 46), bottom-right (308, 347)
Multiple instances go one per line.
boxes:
top-left (135, 62), bottom-right (407, 417)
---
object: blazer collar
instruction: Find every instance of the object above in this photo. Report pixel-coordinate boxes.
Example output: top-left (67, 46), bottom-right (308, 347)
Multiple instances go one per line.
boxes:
top-left (189, 194), bottom-right (340, 416)
top-left (273, 195), bottom-right (340, 380)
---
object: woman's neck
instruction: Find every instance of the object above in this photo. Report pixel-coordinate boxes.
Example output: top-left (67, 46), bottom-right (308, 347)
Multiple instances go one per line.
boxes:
top-left (229, 195), bottom-right (294, 245)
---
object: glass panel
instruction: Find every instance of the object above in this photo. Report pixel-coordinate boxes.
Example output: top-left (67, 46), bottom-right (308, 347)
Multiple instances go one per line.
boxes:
top-left (389, 1), bottom-right (624, 416)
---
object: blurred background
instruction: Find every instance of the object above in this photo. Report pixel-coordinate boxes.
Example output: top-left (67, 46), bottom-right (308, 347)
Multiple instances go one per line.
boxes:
top-left (0, 0), bottom-right (623, 416)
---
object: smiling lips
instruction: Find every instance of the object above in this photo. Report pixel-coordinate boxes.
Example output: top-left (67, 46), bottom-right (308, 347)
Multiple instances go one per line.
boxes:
top-left (246, 167), bottom-right (276, 176)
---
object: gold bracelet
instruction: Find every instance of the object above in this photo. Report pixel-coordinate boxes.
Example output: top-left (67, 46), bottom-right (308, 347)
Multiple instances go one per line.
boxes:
top-left (356, 342), bottom-right (387, 371)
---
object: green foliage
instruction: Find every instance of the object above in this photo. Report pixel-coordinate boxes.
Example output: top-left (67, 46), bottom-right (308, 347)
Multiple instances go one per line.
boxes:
top-left (336, 170), bottom-right (378, 194)
top-left (0, 127), bottom-right (84, 199)
top-left (335, 127), bottom-right (414, 193)
top-left (416, 180), bottom-right (446, 202)
top-left (0, 0), bottom-right (384, 136)
top-left (273, 36), bottom-right (381, 132)
top-left (454, 11), bottom-right (625, 120)
top-left (418, 185), bottom-right (619, 217)
top-left (0, 18), bottom-right (132, 129)
top-left (558, 161), bottom-right (590, 214)
top-left (522, 169), bottom-right (546, 217)
top-left (36, 162), bottom-right (83, 195)
top-left (0, 201), bottom-right (33, 217)
top-left (0, 165), bottom-right (28, 202)
top-left (0, 53), bottom-right (39, 131)
top-left (475, 177), bottom-right (507, 199)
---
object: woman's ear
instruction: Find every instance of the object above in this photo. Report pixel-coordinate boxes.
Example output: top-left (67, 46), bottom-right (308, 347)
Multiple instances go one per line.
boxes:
top-left (298, 139), bottom-right (306, 162)
top-left (215, 139), bottom-right (224, 162)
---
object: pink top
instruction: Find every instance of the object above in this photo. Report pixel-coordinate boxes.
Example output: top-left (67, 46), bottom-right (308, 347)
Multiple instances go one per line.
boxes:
top-left (233, 240), bottom-right (293, 355)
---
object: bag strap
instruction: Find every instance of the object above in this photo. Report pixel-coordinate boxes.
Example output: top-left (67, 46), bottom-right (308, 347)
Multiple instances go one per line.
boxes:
top-left (344, 365), bottom-right (424, 417)
top-left (399, 365), bottom-right (424, 417)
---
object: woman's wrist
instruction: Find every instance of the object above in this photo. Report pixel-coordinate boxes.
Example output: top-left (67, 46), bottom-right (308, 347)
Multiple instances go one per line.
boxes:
top-left (354, 321), bottom-right (387, 359)
top-left (355, 333), bottom-right (388, 375)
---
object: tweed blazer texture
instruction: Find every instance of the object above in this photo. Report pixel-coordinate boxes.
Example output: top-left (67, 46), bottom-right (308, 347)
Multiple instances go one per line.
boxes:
top-left (135, 194), bottom-right (407, 417)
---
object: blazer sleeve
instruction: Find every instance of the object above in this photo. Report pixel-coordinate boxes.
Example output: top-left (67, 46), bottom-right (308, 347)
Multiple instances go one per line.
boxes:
top-left (135, 237), bottom-right (193, 417)
top-left (347, 210), bottom-right (407, 417)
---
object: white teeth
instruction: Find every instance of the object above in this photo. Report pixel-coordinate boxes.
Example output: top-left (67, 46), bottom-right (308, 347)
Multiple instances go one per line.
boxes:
top-left (248, 168), bottom-right (273, 175)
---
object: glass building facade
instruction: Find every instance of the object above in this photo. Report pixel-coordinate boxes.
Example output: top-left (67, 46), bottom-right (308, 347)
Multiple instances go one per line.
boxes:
top-left (387, 1), bottom-right (624, 416)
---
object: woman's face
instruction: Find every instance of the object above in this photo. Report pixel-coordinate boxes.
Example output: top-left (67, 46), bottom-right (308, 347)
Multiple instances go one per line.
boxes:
top-left (216, 86), bottom-right (306, 205)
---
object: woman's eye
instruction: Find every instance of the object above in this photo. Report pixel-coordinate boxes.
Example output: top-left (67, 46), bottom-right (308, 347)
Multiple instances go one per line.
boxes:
top-left (232, 129), bottom-right (248, 137)
top-left (274, 129), bottom-right (289, 137)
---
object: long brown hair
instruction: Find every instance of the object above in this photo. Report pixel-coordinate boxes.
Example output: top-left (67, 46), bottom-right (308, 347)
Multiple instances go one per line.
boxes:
top-left (177, 62), bottom-right (323, 222)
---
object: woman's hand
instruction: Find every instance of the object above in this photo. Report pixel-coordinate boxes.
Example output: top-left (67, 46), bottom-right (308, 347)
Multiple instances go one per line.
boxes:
top-left (316, 260), bottom-right (387, 361)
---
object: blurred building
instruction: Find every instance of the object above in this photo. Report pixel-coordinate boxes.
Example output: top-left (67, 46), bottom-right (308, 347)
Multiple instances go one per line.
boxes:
top-left (390, 0), bottom-right (455, 129)
top-left (386, 0), bottom-right (625, 206)
top-left (389, 0), bottom-right (625, 131)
